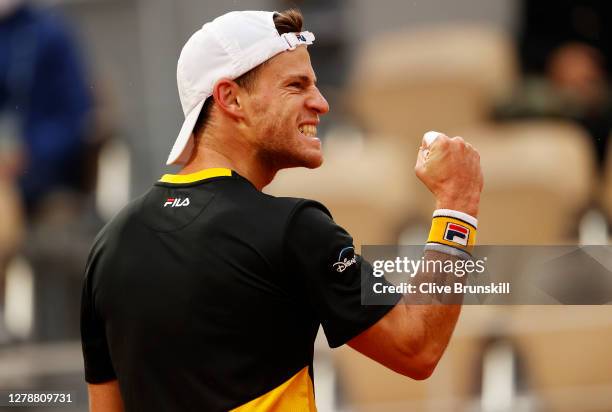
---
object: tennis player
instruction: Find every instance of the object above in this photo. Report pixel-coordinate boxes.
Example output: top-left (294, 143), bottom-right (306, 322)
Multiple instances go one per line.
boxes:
top-left (80, 9), bottom-right (483, 412)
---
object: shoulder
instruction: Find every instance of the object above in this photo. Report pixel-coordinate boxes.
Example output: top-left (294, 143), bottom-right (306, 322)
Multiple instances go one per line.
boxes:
top-left (278, 196), bottom-right (351, 250)
top-left (34, 7), bottom-right (73, 37)
top-left (21, 6), bottom-right (80, 54)
top-left (258, 193), bottom-right (334, 230)
top-left (83, 191), bottom-right (151, 291)
top-left (89, 191), bottom-right (148, 250)
top-left (274, 195), bottom-right (331, 218)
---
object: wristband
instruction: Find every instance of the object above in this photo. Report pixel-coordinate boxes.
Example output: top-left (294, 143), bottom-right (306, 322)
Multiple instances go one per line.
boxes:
top-left (426, 209), bottom-right (477, 257)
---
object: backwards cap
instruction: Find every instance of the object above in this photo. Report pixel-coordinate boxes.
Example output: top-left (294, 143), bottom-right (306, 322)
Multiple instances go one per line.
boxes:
top-left (168, 10), bottom-right (315, 165)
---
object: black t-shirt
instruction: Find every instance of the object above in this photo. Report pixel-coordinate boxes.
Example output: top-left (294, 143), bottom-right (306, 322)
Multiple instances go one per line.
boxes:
top-left (80, 168), bottom-right (399, 412)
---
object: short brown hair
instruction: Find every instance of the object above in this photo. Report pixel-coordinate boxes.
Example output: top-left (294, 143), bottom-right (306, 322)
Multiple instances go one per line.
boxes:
top-left (192, 9), bottom-right (304, 138)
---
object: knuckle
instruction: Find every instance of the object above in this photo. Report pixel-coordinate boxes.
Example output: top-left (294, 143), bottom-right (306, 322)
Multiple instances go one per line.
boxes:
top-left (451, 136), bottom-right (466, 151)
top-left (438, 136), bottom-right (451, 148)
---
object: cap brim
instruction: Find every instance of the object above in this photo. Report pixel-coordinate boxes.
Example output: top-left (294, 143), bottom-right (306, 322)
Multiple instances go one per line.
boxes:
top-left (166, 98), bottom-right (206, 165)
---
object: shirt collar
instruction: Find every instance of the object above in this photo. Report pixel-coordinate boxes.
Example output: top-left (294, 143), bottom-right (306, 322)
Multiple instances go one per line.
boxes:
top-left (158, 168), bottom-right (232, 184)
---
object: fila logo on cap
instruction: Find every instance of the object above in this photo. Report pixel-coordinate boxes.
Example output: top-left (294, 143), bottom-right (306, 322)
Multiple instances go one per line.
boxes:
top-left (164, 197), bottom-right (190, 208)
top-left (444, 223), bottom-right (469, 246)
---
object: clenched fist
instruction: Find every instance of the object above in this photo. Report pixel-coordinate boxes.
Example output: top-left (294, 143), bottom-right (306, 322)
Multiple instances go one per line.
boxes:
top-left (414, 133), bottom-right (483, 217)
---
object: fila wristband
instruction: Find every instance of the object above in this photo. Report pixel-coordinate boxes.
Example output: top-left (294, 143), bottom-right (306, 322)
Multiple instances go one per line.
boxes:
top-left (425, 209), bottom-right (477, 258)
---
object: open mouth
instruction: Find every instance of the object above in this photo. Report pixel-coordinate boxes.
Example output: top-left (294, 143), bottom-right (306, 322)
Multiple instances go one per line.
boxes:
top-left (298, 124), bottom-right (317, 137)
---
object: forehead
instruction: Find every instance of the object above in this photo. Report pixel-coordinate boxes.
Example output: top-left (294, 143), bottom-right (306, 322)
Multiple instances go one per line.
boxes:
top-left (257, 46), bottom-right (316, 82)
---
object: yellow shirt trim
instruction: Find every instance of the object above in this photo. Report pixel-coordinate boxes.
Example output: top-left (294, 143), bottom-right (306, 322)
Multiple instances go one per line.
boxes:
top-left (231, 366), bottom-right (317, 412)
top-left (159, 168), bottom-right (232, 184)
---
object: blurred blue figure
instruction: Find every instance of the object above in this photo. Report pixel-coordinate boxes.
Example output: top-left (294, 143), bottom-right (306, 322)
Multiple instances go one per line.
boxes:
top-left (0, 0), bottom-right (96, 343)
top-left (0, 0), bottom-right (92, 215)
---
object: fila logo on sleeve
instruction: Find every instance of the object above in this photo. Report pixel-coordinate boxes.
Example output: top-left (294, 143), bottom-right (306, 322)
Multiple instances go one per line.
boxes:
top-left (164, 197), bottom-right (190, 208)
top-left (443, 223), bottom-right (469, 246)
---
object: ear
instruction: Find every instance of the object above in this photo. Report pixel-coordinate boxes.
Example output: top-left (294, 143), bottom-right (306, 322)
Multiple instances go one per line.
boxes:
top-left (211, 78), bottom-right (245, 121)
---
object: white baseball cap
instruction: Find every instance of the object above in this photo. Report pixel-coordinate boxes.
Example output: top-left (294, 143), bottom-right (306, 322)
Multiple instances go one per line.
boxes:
top-left (167, 10), bottom-right (315, 165)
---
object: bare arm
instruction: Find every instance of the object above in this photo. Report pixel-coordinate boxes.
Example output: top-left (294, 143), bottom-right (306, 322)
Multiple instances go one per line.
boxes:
top-left (349, 134), bottom-right (483, 380)
top-left (88, 380), bottom-right (124, 412)
top-left (349, 250), bottom-right (464, 380)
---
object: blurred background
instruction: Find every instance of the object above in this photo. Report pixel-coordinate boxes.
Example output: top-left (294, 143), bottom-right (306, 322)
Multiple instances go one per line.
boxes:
top-left (0, 0), bottom-right (611, 411)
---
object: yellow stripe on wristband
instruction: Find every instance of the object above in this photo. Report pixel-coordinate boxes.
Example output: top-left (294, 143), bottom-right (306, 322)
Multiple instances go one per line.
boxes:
top-left (427, 216), bottom-right (477, 254)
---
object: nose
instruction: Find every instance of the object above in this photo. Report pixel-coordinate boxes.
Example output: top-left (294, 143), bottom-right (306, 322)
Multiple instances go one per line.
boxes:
top-left (306, 86), bottom-right (330, 115)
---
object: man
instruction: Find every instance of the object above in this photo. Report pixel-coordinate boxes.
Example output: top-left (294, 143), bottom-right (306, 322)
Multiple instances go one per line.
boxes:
top-left (81, 9), bottom-right (483, 412)
top-left (0, 0), bottom-right (92, 214)
top-left (0, 0), bottom-right (93, 341)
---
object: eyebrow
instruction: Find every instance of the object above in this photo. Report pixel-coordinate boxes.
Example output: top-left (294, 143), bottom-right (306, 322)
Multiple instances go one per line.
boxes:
top-left (285, 74), bottom-right (317, 85)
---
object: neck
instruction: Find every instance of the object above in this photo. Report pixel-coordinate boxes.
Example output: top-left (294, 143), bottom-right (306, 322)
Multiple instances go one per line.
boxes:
top-left (178, 132), bottom-right (276, 191)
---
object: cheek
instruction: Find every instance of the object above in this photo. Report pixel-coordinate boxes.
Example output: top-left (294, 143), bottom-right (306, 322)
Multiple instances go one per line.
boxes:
top-left (252, 95), bottom-right (287, 125)
top-left (249, 94), bottom-right (302, 145)
top-left (261, 105), bottom-right (296, 133)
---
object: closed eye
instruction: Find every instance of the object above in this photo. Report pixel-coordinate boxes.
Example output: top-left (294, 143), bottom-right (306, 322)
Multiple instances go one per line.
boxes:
top-left (284, 74), bottom-right (316, 89)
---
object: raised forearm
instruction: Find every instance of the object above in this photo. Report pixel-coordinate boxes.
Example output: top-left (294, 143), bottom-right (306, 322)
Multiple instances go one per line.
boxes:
top-left (396, 250), bottom-right (466, 374)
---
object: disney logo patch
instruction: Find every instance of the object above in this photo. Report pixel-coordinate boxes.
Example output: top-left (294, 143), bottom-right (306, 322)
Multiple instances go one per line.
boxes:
top-left (332, 246), bottom-right (357, 273)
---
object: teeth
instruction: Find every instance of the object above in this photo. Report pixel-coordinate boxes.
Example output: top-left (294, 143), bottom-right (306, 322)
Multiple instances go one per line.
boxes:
top-left (299, 124), bottom-right (317, 137)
